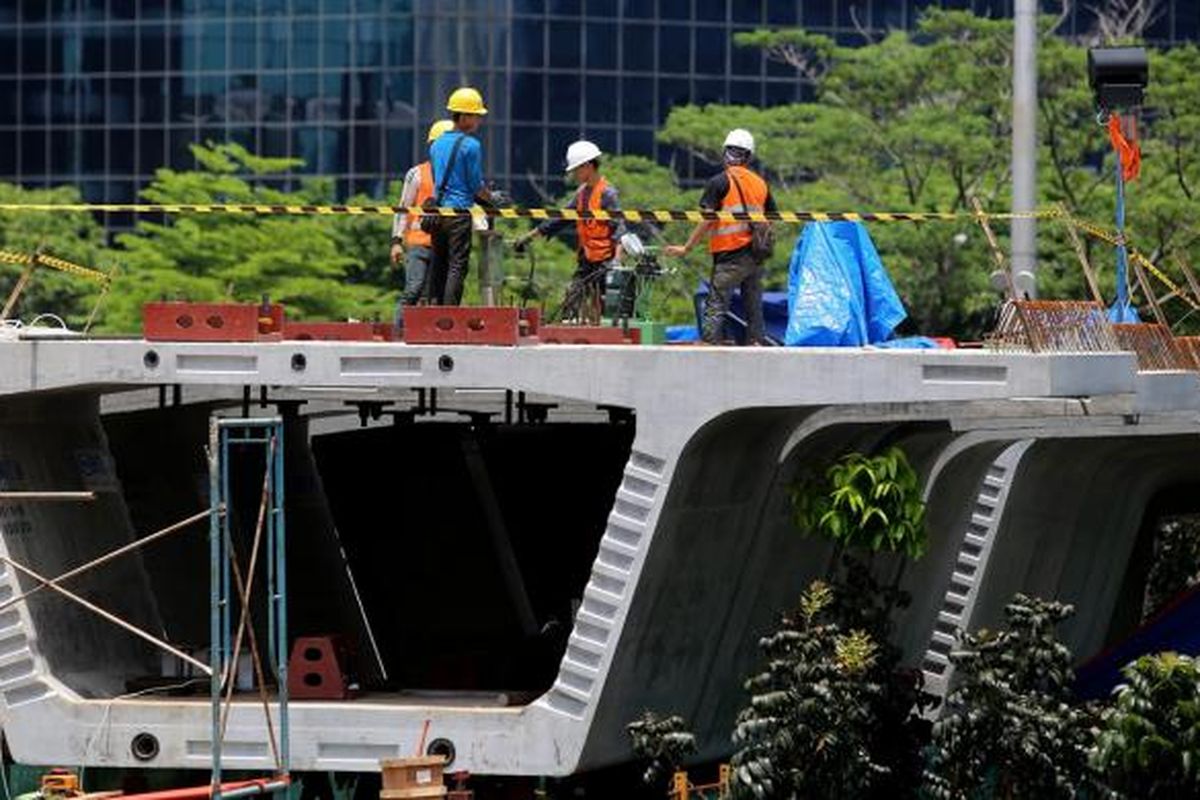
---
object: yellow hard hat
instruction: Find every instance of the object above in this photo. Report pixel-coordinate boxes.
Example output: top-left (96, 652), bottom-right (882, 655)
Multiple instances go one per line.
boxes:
top-left (446, 87), bottom-right (488, 116)
top-left (427, 119), bottom-right (454, 143)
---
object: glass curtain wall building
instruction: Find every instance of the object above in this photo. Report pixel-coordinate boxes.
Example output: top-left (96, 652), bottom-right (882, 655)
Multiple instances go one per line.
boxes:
top-left (0, 0), bottom-right (1196, 205)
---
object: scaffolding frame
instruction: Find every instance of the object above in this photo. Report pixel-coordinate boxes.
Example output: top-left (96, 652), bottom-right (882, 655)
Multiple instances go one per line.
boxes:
top-left (208, 417), bottom-right (290, 796)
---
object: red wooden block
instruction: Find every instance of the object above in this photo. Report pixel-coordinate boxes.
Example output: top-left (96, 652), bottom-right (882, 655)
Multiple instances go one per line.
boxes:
top-left (404, 307), bottom-right (520, 346)
top-left (143, 302), bottom-right (285, 342)
top-left (537, 325), bottom-right (632, 345)
top-left (284, 321), bottom-right (389, 342)
top-left (287, 635), bottom-right (355, 700)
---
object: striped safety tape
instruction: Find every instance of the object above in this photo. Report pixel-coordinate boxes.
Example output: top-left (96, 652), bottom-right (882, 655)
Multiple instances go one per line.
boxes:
top-left (0, 249), bottom-right (110, 285)
top-left (0, 202), bottom-right (1059, 223)
top-left (1068, 216), bottom-right (1198, 310)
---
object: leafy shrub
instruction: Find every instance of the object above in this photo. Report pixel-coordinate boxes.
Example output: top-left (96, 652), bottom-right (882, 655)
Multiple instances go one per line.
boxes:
top-left (1091, 652), bottom-right (1200, 798)
top-left (791, 446), bottom-right (927, 559)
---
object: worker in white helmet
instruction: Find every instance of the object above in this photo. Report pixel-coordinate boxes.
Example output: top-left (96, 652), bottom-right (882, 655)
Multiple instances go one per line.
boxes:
top-left (515, 140), bottom-right (624, 323)
top-left (666, 128), bottom-right (776, 345)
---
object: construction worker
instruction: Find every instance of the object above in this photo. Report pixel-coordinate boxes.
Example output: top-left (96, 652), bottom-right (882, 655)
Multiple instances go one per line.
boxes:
top-left (514, 140), bottom-right (624, 322)
top-left (390, 119), bottom-right (454, 329)
top-left (426, 87), bottom-right (494, 306)
top-left (665, 128), bottom-right (776, 345)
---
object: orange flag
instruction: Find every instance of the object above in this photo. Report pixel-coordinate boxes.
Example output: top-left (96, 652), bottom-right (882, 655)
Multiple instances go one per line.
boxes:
top-left (1108, 113), bottom-right (1142, 182)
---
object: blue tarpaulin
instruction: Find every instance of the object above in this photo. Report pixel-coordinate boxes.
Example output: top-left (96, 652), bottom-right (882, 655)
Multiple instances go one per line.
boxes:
top-left (1075, 583), bottom-right (1200, 700)
top-left (784, 221), bottom-right (907, 347)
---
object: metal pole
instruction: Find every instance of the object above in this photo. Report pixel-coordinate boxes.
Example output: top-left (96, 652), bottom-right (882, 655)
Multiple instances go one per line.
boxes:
top-left (209, 419), bottom-right (224, 795)
top-left (1011, 0), bottom-right (1038, 297)
top-left (1110, 161), bottom-right (1136, 321)
top-left (0, 554), bottom-right (211, 673)
top-left (273, 420), bottom-right (289, 774)
top-left (0, 492), bottom-right (95, 502)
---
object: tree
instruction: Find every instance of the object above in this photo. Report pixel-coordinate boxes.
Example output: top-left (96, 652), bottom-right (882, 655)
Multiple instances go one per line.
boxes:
top-left (730, 580), bottom-right (887, 799)
top-left (97, 143), bottom-right (397, 333)
top-left (1091, 651), bottom-right (1200, 798)
top-left (659, 10), bottom-right (1200, 338)
top-left (924, 594), bottom-right (1094, 799)
top-left (0, 182), bottom-right (115, 327)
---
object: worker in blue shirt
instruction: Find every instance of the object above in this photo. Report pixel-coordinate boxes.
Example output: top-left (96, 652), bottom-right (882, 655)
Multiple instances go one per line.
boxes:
top-left (426, 87), bottom-right (494, 306)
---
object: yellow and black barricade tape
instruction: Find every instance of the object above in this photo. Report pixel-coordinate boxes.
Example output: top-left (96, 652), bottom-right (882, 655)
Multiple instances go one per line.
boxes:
top-left (1067, 215), bottom-right (1196, 309)
top-left (0, 249), bottom-right (111, 285)
top-left (0, 202), bottom-right (1059, 224)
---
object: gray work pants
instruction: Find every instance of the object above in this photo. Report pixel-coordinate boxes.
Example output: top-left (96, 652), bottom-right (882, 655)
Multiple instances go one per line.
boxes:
top-left (394, 244), bottom-right (433, 328)
top-left (703, 248), bottom-right (764, 345)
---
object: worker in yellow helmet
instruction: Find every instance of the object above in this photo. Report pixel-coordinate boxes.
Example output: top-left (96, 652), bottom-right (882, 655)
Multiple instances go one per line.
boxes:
top-left (425, 87), bottom-right (494, 306)
top-left (391, 119), bottom-right (454, 330)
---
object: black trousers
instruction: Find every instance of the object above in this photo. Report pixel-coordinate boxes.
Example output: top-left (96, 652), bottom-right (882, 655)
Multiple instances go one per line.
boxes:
top-left (559, 257), bottom-right (610, 321)
top-left (428, 216), bottom-right (473, 305)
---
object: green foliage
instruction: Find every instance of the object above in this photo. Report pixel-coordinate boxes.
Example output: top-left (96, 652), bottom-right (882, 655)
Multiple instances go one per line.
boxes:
top-left (791, 446), bottom-right (927, 559)
top-left (98, 142), bottom-right (396, 333)
top-left (924, 594), bottom-right (1095, 799)
top-left (626, 711), bottom-right (697, 788)
top-left (1091, 652), bottom-right (1200, 798)
top-left (1143, 515), bottom-right (1200, 620)
top-left (663, 12), bottom-right (1200, 338)
top-left (730, 580), bottom-right (885, 799)
top-left (730, 575), bottom-right (932, 800)
top-left (0, 183), bottom-right (114, 326)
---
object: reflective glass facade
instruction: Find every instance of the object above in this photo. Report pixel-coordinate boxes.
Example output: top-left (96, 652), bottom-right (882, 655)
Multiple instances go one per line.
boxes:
top-left (1, 0), bottom-right (1196, 204)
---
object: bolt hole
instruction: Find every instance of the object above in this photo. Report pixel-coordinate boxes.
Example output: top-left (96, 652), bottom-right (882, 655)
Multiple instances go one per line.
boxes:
top-left (291, 353), bottom-right (307, 371)
top-left (206, 315), bottom-right (224, 329)
top-left (427, 737), bottom-right (456, 766)
top-left (435, 317), bottom-right (455, 331)
top-left (438, 355), bottom-right (454, 373)
top-left (303, 673), bottom-right (323, 687)
top-left (466, 318), bottom-right (485, 331)
top-left (303, 646), bottom-right (323, 661)
top-left (175, 314), bottom-right (193, 329)
top-left (131, 732), bottom-right (159, 762)
top-left (143, 350), bottom-right (160, 369)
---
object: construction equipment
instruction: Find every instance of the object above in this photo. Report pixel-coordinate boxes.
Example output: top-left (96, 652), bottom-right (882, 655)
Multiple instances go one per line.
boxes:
top-left (987, 300), bottom-right (1119, 354)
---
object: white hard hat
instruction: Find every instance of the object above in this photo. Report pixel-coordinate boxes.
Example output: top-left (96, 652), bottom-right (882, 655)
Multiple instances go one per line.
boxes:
top-left (564, 140), bottom-right (602, 173)
top-left (723, 128), bottom-right (755, 153)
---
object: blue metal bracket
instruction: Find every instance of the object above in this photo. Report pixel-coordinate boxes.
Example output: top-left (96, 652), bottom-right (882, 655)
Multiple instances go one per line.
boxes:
top-left (209, 417), bottom-right (289, 796)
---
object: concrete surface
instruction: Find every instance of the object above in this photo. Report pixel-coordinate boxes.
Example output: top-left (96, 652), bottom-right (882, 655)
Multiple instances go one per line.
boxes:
top-left (0, 339), bottom-right (1196, 773)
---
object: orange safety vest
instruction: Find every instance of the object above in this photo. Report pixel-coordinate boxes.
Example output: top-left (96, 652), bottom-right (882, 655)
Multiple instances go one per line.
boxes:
top-left (404, 161), bottom-right (434, 248)
top-left (576, 177), bottom-right (615, 263)
top-left (709, 165), bottom-right (768, 255)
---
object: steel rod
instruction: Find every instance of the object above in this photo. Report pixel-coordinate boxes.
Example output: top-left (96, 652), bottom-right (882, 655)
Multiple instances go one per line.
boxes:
top-left (220, 525), bottom-right (281, 769)
top-left (0, 508), bottom-right (215, 614)
top-left (216, 780), bottom-right (291, 800)
top-left (209, 422), bottom-right (224, 793)
top-left (0, 554), bottom-right (211, 674)
top-left (0, 492), bottom-right (96, 502)
top-left (219, 438), bottom-right (277, 762)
